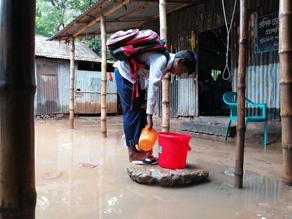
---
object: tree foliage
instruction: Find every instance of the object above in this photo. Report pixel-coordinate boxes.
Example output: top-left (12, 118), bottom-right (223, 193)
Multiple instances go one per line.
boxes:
top-left (80, 36), bottom-right (114, 60)
top-left (36, 0), bottom-right (95, 37)
top-left (35, 0), bottom-right (115, 59)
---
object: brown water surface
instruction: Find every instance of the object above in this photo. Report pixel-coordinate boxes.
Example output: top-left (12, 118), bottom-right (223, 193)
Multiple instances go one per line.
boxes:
top-left (35, 117), bottom-right (292, 219)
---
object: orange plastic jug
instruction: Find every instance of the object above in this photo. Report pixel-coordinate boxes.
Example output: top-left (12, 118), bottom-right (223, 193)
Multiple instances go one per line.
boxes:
top-left (138, 125), bottom-right (158, 151)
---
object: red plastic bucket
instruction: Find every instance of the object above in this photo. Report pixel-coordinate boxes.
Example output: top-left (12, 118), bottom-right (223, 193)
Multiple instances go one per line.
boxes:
top-left (158, 132), bottom-right (192, 169)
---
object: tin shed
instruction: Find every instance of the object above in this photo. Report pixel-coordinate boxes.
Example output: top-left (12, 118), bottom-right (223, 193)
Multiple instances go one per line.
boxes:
top-left (35, 35), bottom-right (117, 115)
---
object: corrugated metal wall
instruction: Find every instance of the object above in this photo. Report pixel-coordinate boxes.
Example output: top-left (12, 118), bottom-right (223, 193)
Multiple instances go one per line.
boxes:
top-left (75, 70), bottom-right (117, 114)
top-left (35, 58), bottom-right (117, 115)
top-left (143, 0), bottom-right (280, 120)
top-left (36, 64), bottom-right (59, 115)
top-left (232, 1), bottom-right (280, 120)
top-left (154, 75), bottom-right (196, 118)
top-left (155, 79), bottom-right (178, 118)
top-left (178, 74), bottom-right (196, 116)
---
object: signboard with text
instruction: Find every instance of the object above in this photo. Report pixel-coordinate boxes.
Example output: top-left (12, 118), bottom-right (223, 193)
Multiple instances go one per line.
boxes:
top-left (257, 12), bottom-right (279, 53)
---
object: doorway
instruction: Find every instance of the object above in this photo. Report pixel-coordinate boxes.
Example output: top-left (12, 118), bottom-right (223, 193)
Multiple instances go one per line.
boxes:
top-left (198, 27), bottom-right (232, 116)
top-left (37, 64), bottom-right (59, 115)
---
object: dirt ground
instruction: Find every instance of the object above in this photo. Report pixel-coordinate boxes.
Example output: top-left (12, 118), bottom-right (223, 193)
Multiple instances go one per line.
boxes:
top-left (34, 115), bottom-right (291, 219)
top-left (108, 115), bottom-right (284, 180)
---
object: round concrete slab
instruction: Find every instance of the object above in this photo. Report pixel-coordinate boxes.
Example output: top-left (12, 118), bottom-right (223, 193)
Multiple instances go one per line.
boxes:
top-left (127, 163), bottom-right (209, 186)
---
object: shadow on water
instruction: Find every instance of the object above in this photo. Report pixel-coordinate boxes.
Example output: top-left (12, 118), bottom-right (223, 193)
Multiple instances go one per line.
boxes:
top-left (35, 118), bottom-right (292, 219)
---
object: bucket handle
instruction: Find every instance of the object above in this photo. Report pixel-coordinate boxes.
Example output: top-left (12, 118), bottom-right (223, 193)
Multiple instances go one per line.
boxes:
top-left (182, 142), bottom-right (191, 151)
top-left (180, 139), bottom-right (191, 151)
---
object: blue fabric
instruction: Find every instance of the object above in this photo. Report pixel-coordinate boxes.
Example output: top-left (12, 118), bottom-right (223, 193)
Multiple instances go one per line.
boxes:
top-left (115, 68), bottom-right (147, 146)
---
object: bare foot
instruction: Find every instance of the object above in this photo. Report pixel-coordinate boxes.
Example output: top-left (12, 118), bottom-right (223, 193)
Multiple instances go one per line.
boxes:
top-left (128, 145), bottom-right (149, 162)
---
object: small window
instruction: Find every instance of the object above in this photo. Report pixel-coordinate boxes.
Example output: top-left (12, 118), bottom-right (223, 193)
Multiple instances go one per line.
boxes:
top-left (78, 61), bottom-right (101, 71)
top-left (78, 61), bottom-right (115, 72)
top-left (211, 69), bottom-right (221, 81)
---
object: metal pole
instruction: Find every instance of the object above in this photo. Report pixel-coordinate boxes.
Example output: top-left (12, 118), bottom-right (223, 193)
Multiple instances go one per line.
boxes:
top-left (0, 0), bottom-right (37, 217)
top-left (279, 0), bottom-right (292, 186)
top-left (235, 0), bottom-right (248, 188)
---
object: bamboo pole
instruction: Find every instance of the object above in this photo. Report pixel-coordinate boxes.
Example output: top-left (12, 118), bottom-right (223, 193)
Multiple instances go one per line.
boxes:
top-left (101, 15), bottom-right (107, 138)
top-left (235, 0), bottom-right (248, 188)
top-left (279, 0), bottom-right (292, 186)
top-left (160, 0), bottom-right (170, 132)
top-left (0, 0), bottom-right (36, 217)
top-left (69, 38), bottom-right (76, 129)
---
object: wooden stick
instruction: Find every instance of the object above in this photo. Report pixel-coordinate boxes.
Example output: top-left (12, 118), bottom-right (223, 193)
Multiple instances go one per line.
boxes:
top-left (160, 0), bottom-right (170, 132)
top-left (128, 3), bottom-right (191, 29)
top-left (51, 2), bottom-right (191, 41)
top-left (69, 38), bottom-right (76, 129)
top-left (75, 91), bottom-right (118, 94)
top-left (153, 3), bottom-right (190, 18)
top-left (101, 15), bottom-right (107, 138)
top-left (117, 3), bottom-right (152, 21)
top-left (235, 0), bottom-right (247, 189)
top-left (115, 0), bottom-right (197, 4)
top-left (279, 0), bottom-right (292, 186)
top-left (73, 0), bottom-right (131, 38)
top-left (62, 0), bottom-right (110, 34)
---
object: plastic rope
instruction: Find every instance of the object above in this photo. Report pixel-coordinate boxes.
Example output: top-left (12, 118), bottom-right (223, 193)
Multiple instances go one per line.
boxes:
top-left (221, 0), bottom-right (237, 81)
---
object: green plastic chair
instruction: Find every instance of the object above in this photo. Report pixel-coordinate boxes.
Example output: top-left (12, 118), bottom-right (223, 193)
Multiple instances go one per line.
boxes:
top-left (223, 92), bottom-right (267, 152)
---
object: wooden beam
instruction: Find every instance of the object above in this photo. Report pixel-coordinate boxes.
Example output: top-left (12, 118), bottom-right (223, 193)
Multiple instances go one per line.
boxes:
top-left (115, 0), bottom-right (199, 4)
top-left (90, 3), bottom-right (155, 37)
top-left (52, 0), bottom-right (196, 41)
top-left (117, 2), bottom-right (153, 21)
top-left (101, 15), bottom-right (107, 138)
top-left (128, 3), bottom-right (191, 29)
top-left (81, 0), bottom-right (109, 21)
top-left (73, 0), bottom-right (131, 38)
top-left (279, 0), bottom-right (292, 186)
top-left (235, 0), bottom-right (248, 189)
top-left (69, 38), bottom-right (76, 129)
top-left (153, 3), bottom-right (191, 18)
top-left (62, 0), bottom-right (110, 34)
top-left (0, 0), bottom-right (36, 217)
top-left (108, 20), bottom-right (154, 23)
top-left (75, 91), bottom-right (118, 94)
top-left (160, 0), bottom-right (170, 132)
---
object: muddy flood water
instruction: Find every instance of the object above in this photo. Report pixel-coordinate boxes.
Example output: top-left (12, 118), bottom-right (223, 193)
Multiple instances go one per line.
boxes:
top-left (35, 116), bottom-right (292, 219)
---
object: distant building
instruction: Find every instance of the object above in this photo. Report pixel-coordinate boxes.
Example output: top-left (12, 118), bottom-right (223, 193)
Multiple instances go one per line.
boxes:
top-left (34, 35), bottom-right (117, 115)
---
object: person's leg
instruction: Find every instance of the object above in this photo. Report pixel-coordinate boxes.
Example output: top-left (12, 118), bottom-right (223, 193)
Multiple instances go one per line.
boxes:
top-left (115, 68), bottom-right (148, 162)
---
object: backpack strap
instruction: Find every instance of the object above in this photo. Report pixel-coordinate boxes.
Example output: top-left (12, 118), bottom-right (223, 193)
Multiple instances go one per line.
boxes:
top-left (127, 50), bottom-right (170, 111)
top-left (128, 58), bottom-right (141, 111)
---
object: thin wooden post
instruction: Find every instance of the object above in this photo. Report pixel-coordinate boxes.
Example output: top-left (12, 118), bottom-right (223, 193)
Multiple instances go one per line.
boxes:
top-left (235, 0), bottom-right (248, 188)
top-left (0, 0), bottom-right (37, 217)
top-left (69, 38), bottom-right (75, 129)
top-left (279, 0), bottom-right (292, 186)
top-left (159, 0), bottom-right (170, 132)
top-left (101, 15), bottom-right (107, 137)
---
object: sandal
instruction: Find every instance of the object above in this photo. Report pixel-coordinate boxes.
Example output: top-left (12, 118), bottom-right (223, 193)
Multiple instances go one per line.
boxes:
top-left (143, 155), bottom-right (158, 164)
top-left (131, 155), bottom-right (158, 165)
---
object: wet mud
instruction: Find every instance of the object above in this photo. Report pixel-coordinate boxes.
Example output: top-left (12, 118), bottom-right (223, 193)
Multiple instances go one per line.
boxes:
top-left (35, 116), bottom-right (292, 219)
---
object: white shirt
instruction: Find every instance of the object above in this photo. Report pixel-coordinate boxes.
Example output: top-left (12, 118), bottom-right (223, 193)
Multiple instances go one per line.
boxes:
top-left (114, 52), bottom-right (175, 115)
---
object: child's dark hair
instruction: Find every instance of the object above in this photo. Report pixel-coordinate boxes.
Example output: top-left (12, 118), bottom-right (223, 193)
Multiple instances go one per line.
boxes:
top-left (175, 50), bottom-right (197, 75)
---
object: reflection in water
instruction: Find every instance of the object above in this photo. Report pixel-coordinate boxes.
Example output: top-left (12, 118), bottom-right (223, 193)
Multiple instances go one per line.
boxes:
top-left (219, 173), bottom-right (283, 211)
top-left (35, 118), bottom-right (292, 219)
top-left (104, 195), bottom-right (122, 215)
top-left (38, 196), bottom-right (50, 210)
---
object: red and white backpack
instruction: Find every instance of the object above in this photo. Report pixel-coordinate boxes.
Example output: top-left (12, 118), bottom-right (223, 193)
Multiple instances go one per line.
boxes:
top-left (107, 29), bottom-right (169, 110)
top-left (107, 29), bottom-right (169, 64)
